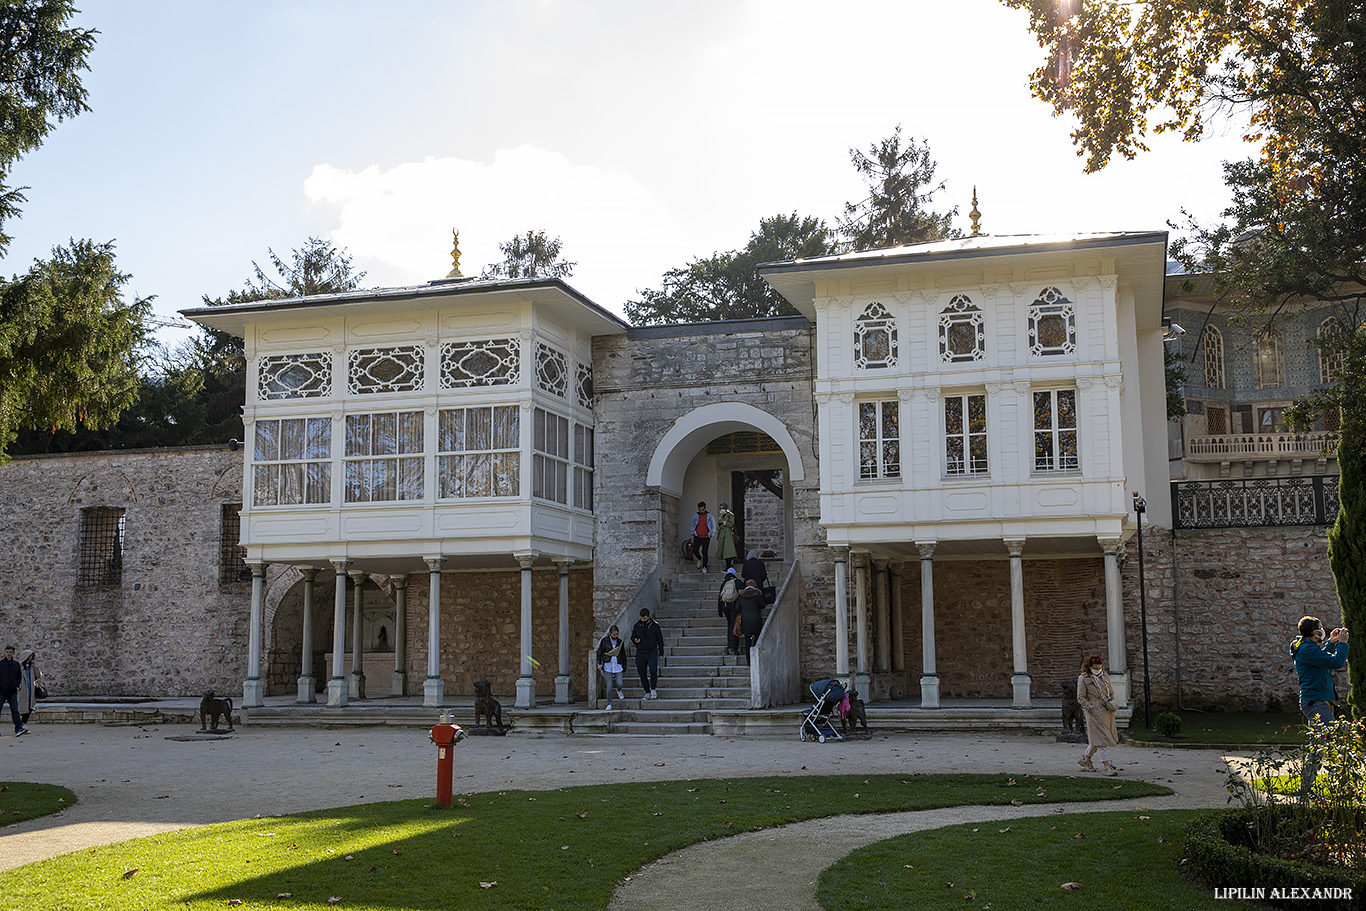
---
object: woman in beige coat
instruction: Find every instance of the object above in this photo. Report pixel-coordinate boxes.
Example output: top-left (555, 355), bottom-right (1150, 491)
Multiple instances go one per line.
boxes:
top-left (1076, 654), bottom-right (1120, 776)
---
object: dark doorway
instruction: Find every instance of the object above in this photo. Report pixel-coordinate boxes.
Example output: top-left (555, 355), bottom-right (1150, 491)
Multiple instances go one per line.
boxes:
top-left (731, 469), bottom-right (784, 558)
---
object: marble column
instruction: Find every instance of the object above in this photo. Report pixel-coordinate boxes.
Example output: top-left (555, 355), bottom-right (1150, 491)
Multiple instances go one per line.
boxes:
top-left (348, 570), bottom-right (366, 700)
top-left (833, 550), bottom-right (850, 678)
top-left (296, 567), bottom-right (318, 703)
top-left (917, 541), bottom-right (939, 708)
top-left (423, 558), bottom-right (445, 707)
top-left (874, 560), bottom-right (891, 674)
top-left (554, 558), bottom-right (574, 704)
top-left (1005, 537), bottom-right (1031, 708)
top-left (243, 561), bottom-right (266, 708)
top-left (852, 554), bottom-right (871, 699)
top-left (1101, 537), bottom-right (1131, 707)
top-left (392, 575), bottom-right (407, 698)
top-left (327, 561), bottom-right (349, 707)
top-left (890, 562), bottom-right (905, 673)
top-left (515, 551), bottom-right (539, 709)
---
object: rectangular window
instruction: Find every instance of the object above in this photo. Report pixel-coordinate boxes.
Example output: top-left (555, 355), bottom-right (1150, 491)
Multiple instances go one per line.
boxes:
top-left (532, 408), bottom-right (570, 504)
top-left (1206, 405), bottom-right (1228, 436)
top-left (573, 423), bottom-right (594, 511)
top-left (858, 400), bottom-right (900, 480)
top-left (252, 418), bottom-right (332, 506)
top-left (79, 507), bottom-right (125, 587)
top-left (437, 405), bottom-right (520, 499)
top-left (945, 393), bottom-right (988, 475)
top-left (1033, 389), bottom-right (1079, 472)
top-left (344, 411), bottom-right (424, 503)
top-left (219, 504), bottom-right (252, 584)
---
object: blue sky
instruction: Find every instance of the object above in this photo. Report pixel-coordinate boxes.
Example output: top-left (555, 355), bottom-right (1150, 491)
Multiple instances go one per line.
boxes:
top-left (2, 0), bottom-right (1247, 346)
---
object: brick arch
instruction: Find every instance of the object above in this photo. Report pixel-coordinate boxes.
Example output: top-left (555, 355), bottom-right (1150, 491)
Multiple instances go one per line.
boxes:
top-left (645, 402), bottom-right (805, 497)
top-left (210, 463), bottom-right (243, 499)
top-left (64, 470), bottom-right (138, 506)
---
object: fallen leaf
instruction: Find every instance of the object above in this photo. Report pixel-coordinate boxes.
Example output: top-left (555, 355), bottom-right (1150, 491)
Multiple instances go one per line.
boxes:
top-left (256, 832), bottom-right (277, 837)
top-left (368, 865), bottom-right (378, 872)
top-left (392, 849), bottom-right (400, 855)
top-left (652, 811), bottom-right (662, 816)
top-left (577, 811), bottom-right (588, 818)
top-left (228, 901), bottom-right (243, 907)
top-left (1138, 816), bottom-right (1150, 820)
top-left (276, 894), bottom-right (292, 899)
top-left (1073, 833), bottom-right (1085, 839)
top-left (561, 845), bottom-right (569, 850)
top-left (122, 869), bottom-right (138, 879)
top-left (344, 855), bottom-right (354, 861)
top-left (999, 827), bottom-right (1011, 833)
top-left (1061, 882), bottom-right (1083, 891)
top-left (478, 882), bottom-right (497, 889)
top-left (328, 897), bottom-right (342, 904)
top-left (1010, 798), bottom-right (1024, 806)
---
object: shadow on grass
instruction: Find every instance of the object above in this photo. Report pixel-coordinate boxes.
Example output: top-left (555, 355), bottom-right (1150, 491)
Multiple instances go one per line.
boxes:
top-left (4, 775), bottom-right (1172, 911)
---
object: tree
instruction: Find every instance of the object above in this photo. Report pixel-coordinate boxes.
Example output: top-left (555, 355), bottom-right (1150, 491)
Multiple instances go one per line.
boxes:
top-left (1327, 323), bottom-right (1366, 717)
top-left (625, 214), bottom-right (835, 325)
top-left (839, 126), bottom-right (959, 251)
top-left (0, 0), bottom-right (97, 251)
top-left (481, 230), bottom-right (575, 281)
top-left (243, 235), bottom-right (367, 300)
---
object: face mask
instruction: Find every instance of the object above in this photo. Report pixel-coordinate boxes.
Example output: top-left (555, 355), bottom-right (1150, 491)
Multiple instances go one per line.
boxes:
top-left (1090, 665), bottom-right (1104, 676)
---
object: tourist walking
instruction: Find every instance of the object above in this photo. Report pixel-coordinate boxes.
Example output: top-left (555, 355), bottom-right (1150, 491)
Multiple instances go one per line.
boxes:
top-left (715, 502), bottom-right (738, 569)
top-left (596, 626), bottom-right (628, 710)
top-left (630, 608), bottom-right (665, 700)
top-left (717, 568), bottom-right (741, 655)
top-left (17, 649), bottom-right (38, 725)
top-left (1076, 655), bottom-right (1118, 775)
top-left (737, 579), bottom-right (765, 665)
top-left (690, 502), bottom-right (715, 573)
top-left (1290, 615), bottom-right (1349, 726)
top-left (0, 645), bottom-right (28, 736)
top-left (742, 549), bottom-right (768, 589)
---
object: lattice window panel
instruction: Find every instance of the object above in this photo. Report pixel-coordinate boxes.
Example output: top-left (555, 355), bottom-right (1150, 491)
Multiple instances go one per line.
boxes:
top-left (1253, 328), bottom-right (1285, 389)
top-left (1028, 287), bottom-right (1076, 356)
top-left (348, 345), bottom-right (424, 394)
top-left (576, 363), bottom-right (593, 409)
top-left (1318, 319), bottom-right (1345, 384)
top-left (1202, 326), bottom-right (1225, 389)
top-left (219, 504), bottom-right (252, 584)
top-left (257, 352), bottom-right (332, 400)
top-left (79, 507), bottom-right (125, 587)
top-left (939, 294), bottom-right (985, 362)
top-left (439, 338), bottom-right (519, 388)
top-left (535, 343), bottom-right (569, 397)
top-left (853, 302), bottom-right (897, 369)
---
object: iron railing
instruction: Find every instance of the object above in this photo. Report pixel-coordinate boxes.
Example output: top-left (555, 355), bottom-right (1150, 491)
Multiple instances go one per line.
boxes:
top-left (1172, 475), bottom-right (1340, 529)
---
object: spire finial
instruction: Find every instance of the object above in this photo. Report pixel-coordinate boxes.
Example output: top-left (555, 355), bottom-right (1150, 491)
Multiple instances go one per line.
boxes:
top-left (969, 187), bottom-right (982, 237)
top-left (446, 229), bottom-right (463, 278)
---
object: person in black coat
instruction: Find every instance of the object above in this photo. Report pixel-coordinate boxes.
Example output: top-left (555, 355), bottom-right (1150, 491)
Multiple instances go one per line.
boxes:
top-left (737, 580), bottom-right (765, 665)
top-left (0, 646), bottom-right (27, 736)
top-left (630, 609), bottom-right (665, 700)
top-left (716, 568), bottom-right (741, 655)
top-left (742, 550), bottom-right (768, 589)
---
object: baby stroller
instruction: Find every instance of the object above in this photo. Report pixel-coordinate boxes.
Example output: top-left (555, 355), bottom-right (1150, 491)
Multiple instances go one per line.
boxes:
top-left (800, 678), bottom-right (846, 743)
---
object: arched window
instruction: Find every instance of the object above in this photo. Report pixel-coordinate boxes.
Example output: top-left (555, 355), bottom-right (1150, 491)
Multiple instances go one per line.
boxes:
top-left (1201, 326), bottom-right (1224, 389)
top-left (1318, 318), bottom-right (1345, 384)
top-left (1027, 287), bottom-right (1076, 356)
top-left (1253, 328), bottom-right (1284, 389)
top-left (939, 294), bottom-right (985, 362)
top-left (854, 302), bottom-right (897, 369)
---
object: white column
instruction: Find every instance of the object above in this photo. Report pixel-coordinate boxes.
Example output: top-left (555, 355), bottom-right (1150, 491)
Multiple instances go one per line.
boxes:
top-left (834, 550), bottom-right (850, 678)
top-left (243, 561), bottom-right (266, 708)
top-left (890, 562), bottom-right (905, 673)
top-left (296, 567), bottom-right (318, 703)
top-left (348, 570), bottom-right (366, 700)
top-left (917, 541), bottom-right (939, 708)
top-left (852, 554), bottom-right (871, 698)
top-left (554, 558), bottom-right (574, 704)
top-left (1005, 537), bottom-right (1031, 708)
top-left (392, 576), bottom-right (407, 698)
top-left (1101, 537), bottom-right (1131, 707)
top-left (327, 561), bottom-right (349, 706)
top-left (423, 558), bottom-right (445, 707)
top-left (874, 560), bottom-right (891, 674)
top-left (515, 552), bottom-right (539, 709)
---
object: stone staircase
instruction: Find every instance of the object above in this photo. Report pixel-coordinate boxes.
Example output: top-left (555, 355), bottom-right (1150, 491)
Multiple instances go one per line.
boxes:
top-left (601, 568), bottom-right (763, 735)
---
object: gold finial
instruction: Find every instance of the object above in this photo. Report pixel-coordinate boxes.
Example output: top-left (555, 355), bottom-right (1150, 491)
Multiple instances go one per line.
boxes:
top-left (969, 187), bottom-right (982, 237)
top-left (446, 229), bottom-right (463, 278)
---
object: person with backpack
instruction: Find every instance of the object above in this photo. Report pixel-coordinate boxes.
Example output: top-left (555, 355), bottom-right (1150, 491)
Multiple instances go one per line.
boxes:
top-left (690, 502), bottom-right (715, 573)
top-left (717, 567), bottom-right (741, 655)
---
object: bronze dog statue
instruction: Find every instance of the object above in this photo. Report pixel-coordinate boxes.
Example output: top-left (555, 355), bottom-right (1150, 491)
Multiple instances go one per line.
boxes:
top-left (840, 689), bottom-right (869, 735)
top-left (1059, 679), bottom-right (1086, 739)
top-left (473, 680), bottom-right (504, 733)
top-left (198, 690), bottom-right (235, 733)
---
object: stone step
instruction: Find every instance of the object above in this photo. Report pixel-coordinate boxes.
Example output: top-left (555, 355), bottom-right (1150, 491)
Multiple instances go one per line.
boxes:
top-left (609, 722), bottom-right (711, 735)
top-left (595, 697), bottom-right (750, 711)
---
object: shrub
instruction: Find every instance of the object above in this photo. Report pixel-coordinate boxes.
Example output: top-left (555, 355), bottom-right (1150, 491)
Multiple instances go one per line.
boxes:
top-left (1154, 711), bottom-right (1182, 738)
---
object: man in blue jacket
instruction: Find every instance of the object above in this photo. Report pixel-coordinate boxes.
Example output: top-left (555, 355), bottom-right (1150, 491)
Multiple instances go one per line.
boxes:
top-left (1290, 615), bottom-right (1350, 725)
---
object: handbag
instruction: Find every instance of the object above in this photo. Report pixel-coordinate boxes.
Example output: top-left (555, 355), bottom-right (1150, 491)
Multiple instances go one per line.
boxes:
top-left (762, 583), bottom-right (776, 605)
top-left (732, 614), bottom-right (743, 637)
top-left (34, 683), bottom-right (48, 700)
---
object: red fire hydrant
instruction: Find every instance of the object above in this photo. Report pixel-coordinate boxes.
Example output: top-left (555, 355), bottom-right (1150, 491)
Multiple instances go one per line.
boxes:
top-left (430, 713), bottom-right (466, 809)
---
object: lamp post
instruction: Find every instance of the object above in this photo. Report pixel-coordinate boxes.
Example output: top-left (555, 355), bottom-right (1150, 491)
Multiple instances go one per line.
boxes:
top-left (1132, 491), bottom-right (1153, 730)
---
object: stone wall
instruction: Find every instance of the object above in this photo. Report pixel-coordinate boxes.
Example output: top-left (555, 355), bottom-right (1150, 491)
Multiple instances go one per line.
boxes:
top-left (0, 447), bottom-right (249, 696)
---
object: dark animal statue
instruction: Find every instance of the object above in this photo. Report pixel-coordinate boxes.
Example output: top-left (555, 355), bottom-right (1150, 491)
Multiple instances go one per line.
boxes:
top-left (1060, 679), bottom-right (1085, 736)
top-left (840, 689), bottom-right (869, 735)
top-left (473, 680), bottom-right (505, 733)
top-left (198, 691), bottom-right (235, 733)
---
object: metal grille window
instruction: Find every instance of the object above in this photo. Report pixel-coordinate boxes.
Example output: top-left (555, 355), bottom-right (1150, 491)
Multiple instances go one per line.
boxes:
top-left (853, 302), bottom-right (898, 369)
top-left (439, 338), bottom-right (519, 388)
top-left (1253, 329), bottom-right (1285, 389)
top-left (858, 399), bottom-right (900, 480)
top-left (79, 507), bottom-right (125, 587)
top-left (1319, 318), bottom-right (1345, 384)
top-left (253, 418), bottom-right (332, 506)
top-left (576, 363), bottom-right (593, 410)
top-left (532, 408), bottom-right (569, 504)
top-left (1027, 287), bottom-right (1076, 356)
top-left (1033, 389), bottom-right (1079, 471)
top-left (1202, 326), bottom-right (1225, 389)
top-left (945, 393), bottom-right (988, 475)
top-left (344, 411), bottom-right (425, 503)
top-left (939, 294), bottom-right (985, 362)
top-left (348, 345), bottom-right (424, 395)
top-left (573, 423), bottom-right (594, 510)
top-left (257, 352), bottom-right (332, 400)
top-left (535, 343), bottom-right (569, 397)
top-left (219, 504), bottom-right (251, 584)
top-left (437, 405), bottom-right (519, 499)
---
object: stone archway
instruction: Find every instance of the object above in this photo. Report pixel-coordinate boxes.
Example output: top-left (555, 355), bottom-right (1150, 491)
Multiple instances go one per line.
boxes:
top-left (646, 402), bottom-right (806, 497)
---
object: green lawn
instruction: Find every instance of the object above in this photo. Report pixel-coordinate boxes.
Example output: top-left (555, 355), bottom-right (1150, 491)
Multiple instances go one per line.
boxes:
top-left (817, 809), bottom-right (1263, 911)
top-left (0, 781), bottom-right (77, 823)
top-left (0, 774), bottom-right (1169, 911)
top-left (1124, 711), bottom-right (1306, 745)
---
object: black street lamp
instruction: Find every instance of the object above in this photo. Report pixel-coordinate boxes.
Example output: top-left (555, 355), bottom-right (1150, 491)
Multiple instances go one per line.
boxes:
top-left (1132, 491), bottom-right (1153, 730)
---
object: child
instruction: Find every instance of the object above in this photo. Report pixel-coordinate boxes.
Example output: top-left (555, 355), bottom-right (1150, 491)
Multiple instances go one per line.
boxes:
top-left (596, 625), bottom-right (627, 710)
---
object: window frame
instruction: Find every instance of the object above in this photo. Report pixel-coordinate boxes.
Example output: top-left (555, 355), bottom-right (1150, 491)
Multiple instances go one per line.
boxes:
top-left (938, 294), bottom-right (985, 363)
top-left (1031, 387), bottom-right (1080, 473)
top-left (252, 417), bottom-right (333, 507)
top-left (437, 405), bottom-right (520, 500)
top-left (853, 302), bottom-right (898, 370)
top-left (1027, 287), bottom-right (1077, 357)
top-left (857, 398), bottom-right (901, 481)
top-left (1253, 328), bottom-right (1285, 389)
top-left (343, 410), bottom-right (425, 504)
top-left (1201, 326), bottom-right (1225, 389)
top-left (79, 507), bottom-right (126, 587)
top-left (532, 407), bottom-right (571, 505)
top-left (944, 392), bottom-right (989, 476)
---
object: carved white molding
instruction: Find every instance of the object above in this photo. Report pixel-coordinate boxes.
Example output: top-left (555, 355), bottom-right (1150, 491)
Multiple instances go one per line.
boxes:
top-left (1072, 276), bottom-right (1096, 293)
top-left (813, 392), bottom-right (834, 406)
top-left (1098, 274), bottom-right (1118, 292)
top-left (1003, 537), bottom-right (1026, 556)
top-left (918, 289), bottom-right (939, 306)
top-left (979, 285), bottom-right (1000, 301)
top-left (1076, 376), bottom-right (1097, 391)
top-left (915, 540), bottom-right (937, 560)
top-left (1104, 374), bottom-right (1124, 391)
top-left (984, 381), bottom-right (1005, 397)
top-left (836, 392), bottom-right (856, 405)
top-left (924, 388), bottom-right (941, 402)
top-left (897, 388), bottom-right (919, 403)
top-left (1012, 380), bottom-right (1031, 395)
top-left (1009, 282), bottom-right (1032, 298)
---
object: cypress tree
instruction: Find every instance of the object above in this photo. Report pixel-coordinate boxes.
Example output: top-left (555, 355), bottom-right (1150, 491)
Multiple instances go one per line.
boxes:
top-left (1327, 323), bottom-right (1366, 719)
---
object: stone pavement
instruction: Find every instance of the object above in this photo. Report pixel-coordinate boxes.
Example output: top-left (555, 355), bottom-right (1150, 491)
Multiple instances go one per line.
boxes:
top-left (0, 723), bottom-right (1244, 907)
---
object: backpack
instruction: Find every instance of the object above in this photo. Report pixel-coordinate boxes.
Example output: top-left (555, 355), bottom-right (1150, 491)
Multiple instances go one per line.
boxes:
top-left (720, 577), bottom-right (739, 603)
